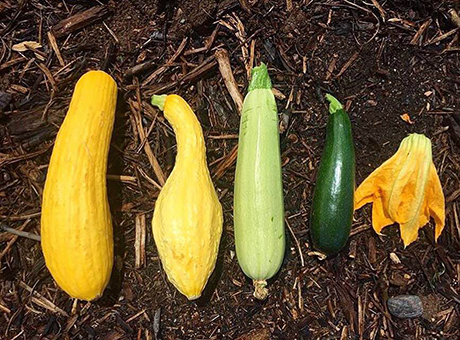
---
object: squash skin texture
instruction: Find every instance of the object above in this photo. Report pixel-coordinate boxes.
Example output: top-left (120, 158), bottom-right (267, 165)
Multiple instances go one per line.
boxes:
top-left (41, 70), bottom-right (117, 301)
top-left (151, 94), bottom-right (223, 300)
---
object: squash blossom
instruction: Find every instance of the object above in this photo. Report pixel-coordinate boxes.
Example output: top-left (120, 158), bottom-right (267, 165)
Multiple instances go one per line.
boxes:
top-left (354, 133), bottom-right (445, 247)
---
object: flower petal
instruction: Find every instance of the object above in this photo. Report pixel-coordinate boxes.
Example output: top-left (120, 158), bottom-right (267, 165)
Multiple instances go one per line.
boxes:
top-left (355, 139), bottom-right (411, 211)
top-left (355, 133), bottom-right (446, 246)
top-left (427, 163), bottom-right (445, 241)
top-left (390, 135), bottom-right (432, 246)
top-left (371, 194), bottom-right (394, 233)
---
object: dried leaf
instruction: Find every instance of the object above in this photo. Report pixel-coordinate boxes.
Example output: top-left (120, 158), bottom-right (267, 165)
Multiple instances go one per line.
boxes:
top-left (400, 113), bottom-right (414, 124)
top-left (12, 41), bottom-right (42, 52)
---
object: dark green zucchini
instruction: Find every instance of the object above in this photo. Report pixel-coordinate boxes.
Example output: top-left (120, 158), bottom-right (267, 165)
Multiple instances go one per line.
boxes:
top-left (310, 94), bottom-right (355, 255)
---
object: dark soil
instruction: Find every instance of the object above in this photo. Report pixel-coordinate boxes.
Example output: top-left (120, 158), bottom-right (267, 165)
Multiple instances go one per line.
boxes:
top-left (1, 0), bottom-right (460, 339)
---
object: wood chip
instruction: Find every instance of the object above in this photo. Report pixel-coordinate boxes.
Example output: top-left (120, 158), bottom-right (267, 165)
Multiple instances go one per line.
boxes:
top-left (0, 220), bottom-right (31, 261)
top-left (410, 19), bottom-right (432, 45)
top-left (449, 9), bottom-right (460, 28)
top-left (52, 5), bottom-right (109, 38)
top-left (12, 41), bottom-right (42, 52)
top-left (0, 57), bottom-right (26, 71)
top-left (135, 214), bottom-right (146, 269)
top-left (36, 62), bottom-right (56, 88)
top-left (325, 53), bottom-right (339, 80)
top-left (19, 281), bottom-right (69, 316)
top-left (371, 0), bottom-right (386, 20)
top-left (285, 219), bottom-right (305, 267)
top-left (0, 223), bottom-right (40, 242)
top-left (272, 88), bottom-right (286, 100)
top-left (215, 48), bottom-right (244, 114)
top-left (400, 113), bottom-right (415, 124)
top-left (129, 99), bottom-right (166, 186)
top-left (213, 144), bottom-right (238, 180)
top-left (47, 31), bottom-right (65, 66)
top-left (426, 28), bottom-right (459, 46)
top-left (142, 38), bottom-right (188, 86)
top-left (336, 51), bottom-right (360, 78)
top-left (389, 252), bottom-right (401, 264)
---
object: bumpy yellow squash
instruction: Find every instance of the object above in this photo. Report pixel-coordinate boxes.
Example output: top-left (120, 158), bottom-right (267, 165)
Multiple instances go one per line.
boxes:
top-left (151, 94), bottom-right (223, 300)
top-left (41, 70), bottom-right (117, 301)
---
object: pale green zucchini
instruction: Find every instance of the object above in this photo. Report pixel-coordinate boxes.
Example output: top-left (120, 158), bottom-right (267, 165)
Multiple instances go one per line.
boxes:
top-left (233, 63), bottom-right (285, 300)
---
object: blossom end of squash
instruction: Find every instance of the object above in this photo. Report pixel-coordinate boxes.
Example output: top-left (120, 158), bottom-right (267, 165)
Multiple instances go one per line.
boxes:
top-left (253, 280), bottom-right (268, 300)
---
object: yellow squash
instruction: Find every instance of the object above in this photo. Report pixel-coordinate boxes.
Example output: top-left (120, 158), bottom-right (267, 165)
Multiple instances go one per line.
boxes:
top-left (151, 94), bottom-right (223, 300)
top-left (41, 70), bottom-right (117, 301)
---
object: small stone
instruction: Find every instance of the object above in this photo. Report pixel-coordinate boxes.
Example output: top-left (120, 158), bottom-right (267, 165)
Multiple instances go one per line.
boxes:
top-left (388, 295), bottom-right (423, 318)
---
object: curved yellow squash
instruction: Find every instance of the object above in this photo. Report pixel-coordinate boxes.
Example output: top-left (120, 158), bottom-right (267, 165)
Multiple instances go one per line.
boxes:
top-left (41, 70), bottom-right (117, 301)
top-left (151, 94), bottom-right (223, 300)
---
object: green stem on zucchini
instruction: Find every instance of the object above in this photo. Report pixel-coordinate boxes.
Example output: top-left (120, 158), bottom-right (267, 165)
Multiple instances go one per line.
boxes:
top-left (248, 63), bottom-right (272, 91)
top-left (325, 94), bottom-right (343, 114)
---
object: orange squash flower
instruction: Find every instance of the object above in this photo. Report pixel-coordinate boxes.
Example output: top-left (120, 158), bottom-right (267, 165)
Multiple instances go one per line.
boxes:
top-left (354, 133), bottom-right (445, 247)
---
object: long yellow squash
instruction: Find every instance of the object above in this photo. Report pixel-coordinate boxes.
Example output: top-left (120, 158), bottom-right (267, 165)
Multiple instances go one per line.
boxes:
top-left (151, 94), bottom-right (223, 300)
top-left (41, 70), bottom-right (117, 301)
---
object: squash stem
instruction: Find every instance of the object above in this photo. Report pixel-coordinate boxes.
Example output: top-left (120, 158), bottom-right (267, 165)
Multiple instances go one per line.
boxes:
top-left (325, 94), bottom-right (343, 114)
top-left (253, 280), bottom-right (268, 300)
top-left (247, 63), bottom-right (272, 92)
top-left (151, 94), bottom-right (167, 111)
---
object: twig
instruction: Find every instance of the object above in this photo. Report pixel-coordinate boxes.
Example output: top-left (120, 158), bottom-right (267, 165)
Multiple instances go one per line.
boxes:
top-left (426, 28), bottom-right (459, 46)
top-left (47, 31), bottom-right (65, 66)
top-left (410, 19), bottom-right (432, 45)
top-left (129, 99), bottom-right (166, 186)
top-left (19, 281), bottom-right (69, 317)
top-left (336, 50), bottom-right (360, 78)
top-left (215, 48), bottom-right (244, 114)
top-left (0, 220), bottom-right (31, 261)
top-left (52, 5), bottom-right (110, 38)
top-left (107, 174), bottom-right (137, 183)
top-left (143, 55), bottom-right (217, 96)
top-left (285, 219), bottom-right (305, 267)
top-left (135, 214), bottom-right (146, 269)
top-left (343, 0), bottom-right (380, 44)
top-left (325, 54), bottom-right (339, 80)
top-left (125, 60), bottom-right (157, 78)
top-left (0, 223), bottom-right (41, 242)
top-left (0, 211), bottom-right (41, 221)
top-left (0, 144), bottom-right (53, 167)
top-left (449, 9), bottom-right (460, 28)
top-left (142, 38), bottom-right (188, 86)
top-left (0, 57), bottom-right (26, 71)
top-left (184, 26), bottom-right (219, 56)
top-left (137, 167), bottom-right (162, 190)
top-left (371, 0), bottom-right (386, 21)
top-left (213, 144), bottom-right (238, 180)
top-left (102, 22), bottom-right (119, 44)
top-left (350, 224), bottom-right (371, 236)
top-left (36, 62), bottom-right (56, 88)
top-left (0, 302), bottom-right (11, 314)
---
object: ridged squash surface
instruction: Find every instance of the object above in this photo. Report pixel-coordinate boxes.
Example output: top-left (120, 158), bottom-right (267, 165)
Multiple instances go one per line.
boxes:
top-left (41, 70), bottom-right (117, 301)
top-left (151, 94), bottom-right (223, 300)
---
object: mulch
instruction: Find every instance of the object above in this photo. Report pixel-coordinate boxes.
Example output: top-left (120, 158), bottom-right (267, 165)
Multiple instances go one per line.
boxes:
top-left (1, 0), bottom-right (460, 339)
